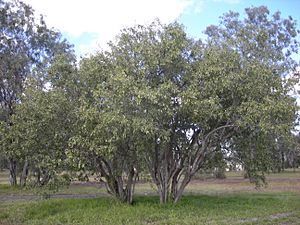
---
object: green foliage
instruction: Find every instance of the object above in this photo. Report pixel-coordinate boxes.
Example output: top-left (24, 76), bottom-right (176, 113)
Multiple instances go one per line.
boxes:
top-left (13, 82), bottom-right (73, 169)
top-left (69, 50), bottom-right (143, 203)
top-left (201, 5), bottom-right (299, 183)
top-left (0, 52), bottom-right (77, 187)
top-left (0, 0), bottom-right (73, 121)
top-left (0, 0), bottom-right (74, 186)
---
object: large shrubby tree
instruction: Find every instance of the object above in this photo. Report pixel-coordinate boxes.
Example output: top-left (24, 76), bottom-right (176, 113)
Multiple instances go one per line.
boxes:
top-left (0, 0), bottom-right (73, 186)
top-left (74, 6), bottom-right (299, 204)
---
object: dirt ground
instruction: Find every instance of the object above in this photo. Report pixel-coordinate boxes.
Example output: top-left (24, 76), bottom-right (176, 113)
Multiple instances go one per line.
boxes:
top-left (1, 172), bottom-right (300, 203)
top-left (186, 176), bottom-right (300, 193)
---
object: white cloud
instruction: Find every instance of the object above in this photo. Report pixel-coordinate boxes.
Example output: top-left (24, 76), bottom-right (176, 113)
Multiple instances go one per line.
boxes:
top-left (213, 0), bottom-right (242, 4)
top-left (192, 0), bottom-right (204, 14)
top-left (22, 0), bottom-right (194, 55)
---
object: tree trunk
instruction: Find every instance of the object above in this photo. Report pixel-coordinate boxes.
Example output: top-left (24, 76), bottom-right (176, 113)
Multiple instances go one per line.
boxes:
top-left (170, 168), bottom-right (183, 202)
top-left (9, 159), bottom-right (17, 186)
top-left (35, 169), bottom-right (41, 185)
top-left (173, 176), bottom-right (190, 203)
top-left (147, 150), bottom-right (177, 204)
top-left (148, 126), bottom-right (230, 204)
top-left (160, 162), bottom-right (170, 204)
top-left (20, 160), bottom-right (29, 187)
top-left (101, 165), bottom-right (137, 204)
top-left (125, 167), bottom-right (138, 204)
top-left (281, 151), bottom-right (285, 171)
top-left (155, 155), bottom-right (171, 204)
top-left (107, 174), bottom-right (137, 204)
top-left (159, 182), bottom-right (169, 204)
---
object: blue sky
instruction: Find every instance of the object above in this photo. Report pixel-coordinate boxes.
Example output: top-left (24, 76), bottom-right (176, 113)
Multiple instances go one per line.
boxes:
top-left (179, 0), bottom-right (300, 40)
top-left (22, 0), bottom-right (300, 58)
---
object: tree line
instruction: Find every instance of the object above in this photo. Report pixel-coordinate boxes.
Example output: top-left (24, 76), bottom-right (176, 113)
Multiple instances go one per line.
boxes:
top-left (0, 0), bottom-right (300, 204)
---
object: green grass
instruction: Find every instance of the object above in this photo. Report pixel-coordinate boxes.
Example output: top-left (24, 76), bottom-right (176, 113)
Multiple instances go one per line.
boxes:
top-left (1, 193), bottom-right (300, 225)
top-left (1, 169), bottom-right (300, 224)
top-left (0, 183), bottom-right (108, 197)
top-left (0, 183), bottom-right (29, 195)
top-left (0, 170), bottom-right (9, 185)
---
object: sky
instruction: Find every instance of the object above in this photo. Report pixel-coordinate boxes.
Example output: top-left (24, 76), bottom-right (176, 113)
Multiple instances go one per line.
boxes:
top-left (21, 0), bottom-right (300, 58)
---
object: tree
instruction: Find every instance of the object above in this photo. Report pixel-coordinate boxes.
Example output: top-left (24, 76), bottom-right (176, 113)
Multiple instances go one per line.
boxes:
top-left (3, 51), bottom-right (77, 189)
top-left (68, 54), bottom-right (141, 204)
top-left (10, 85), bottom-right (74, 186)
top-left (0, 52), bottom-right (77, 187)
top-left (273, 133), bottom-right (300, 171)
top-left (92, 21), bottom-right (203, 204)
top-left (83, 6), bottom-right (298, 204)
top-left (204, 5), bottom-right (299, 180)
top-left (0, 0), bottom-right (73, 186)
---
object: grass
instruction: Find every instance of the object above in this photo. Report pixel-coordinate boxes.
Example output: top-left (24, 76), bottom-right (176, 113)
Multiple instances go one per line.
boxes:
top-left (0, 170), bottom-right (9, 185)
top-left (1, 193), bottom-right (300, 224)
top-left (0, 169), bottom-right (300, 224)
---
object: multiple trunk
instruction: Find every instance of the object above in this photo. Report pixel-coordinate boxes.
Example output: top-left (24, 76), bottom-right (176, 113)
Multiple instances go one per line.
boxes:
top-left (95, 156), bottom-right (138, 204)
top-left (147, 146), bottom-right (206, 204)
top-left (8, 160), bottom-right (50, 187)
top-left (147, 125), bottom-right (233, 204)
top-left (103, 168), bottom-right (137, 204)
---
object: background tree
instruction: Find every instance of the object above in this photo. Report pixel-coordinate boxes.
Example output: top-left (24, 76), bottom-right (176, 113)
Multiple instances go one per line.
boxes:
top-left (0, 53), bottom-right (77, 187)
top-left (0, 0), bottom-right (73, 186)
top-left (204, 5), bottom-right (299, 181)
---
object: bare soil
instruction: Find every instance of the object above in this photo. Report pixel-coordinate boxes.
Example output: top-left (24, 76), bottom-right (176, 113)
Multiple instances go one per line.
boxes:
top-left (1, 175), bottom-right (300, 203)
